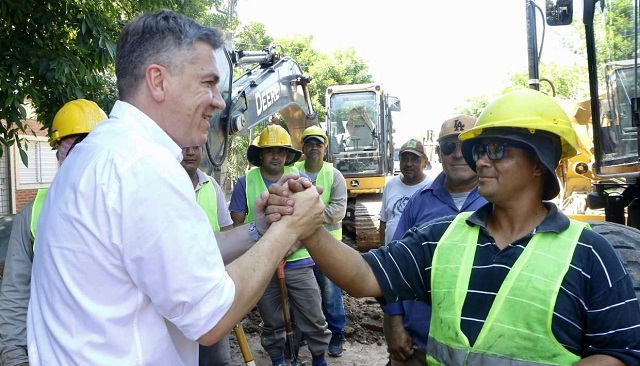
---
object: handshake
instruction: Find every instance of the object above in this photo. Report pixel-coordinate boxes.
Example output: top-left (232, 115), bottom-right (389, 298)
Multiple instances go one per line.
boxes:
top-left (254, 173), bottom-right (326, 243)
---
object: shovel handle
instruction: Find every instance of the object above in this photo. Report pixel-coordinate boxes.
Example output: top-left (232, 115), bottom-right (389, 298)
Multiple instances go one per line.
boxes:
top-left (276, 259), bottom-right (286, 279)
top-left (233, 323), bottom-right (255, 366)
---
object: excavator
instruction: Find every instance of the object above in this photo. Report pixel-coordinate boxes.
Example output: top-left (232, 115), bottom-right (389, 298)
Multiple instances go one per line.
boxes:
top-left (202, 50), bottom-right (401, 253)
top-left (526, 0), bottom-right (640, 300)
top-left (324, 83), bottom-right (400, 251)
top-left (202, 44), bottom-right (319, 177)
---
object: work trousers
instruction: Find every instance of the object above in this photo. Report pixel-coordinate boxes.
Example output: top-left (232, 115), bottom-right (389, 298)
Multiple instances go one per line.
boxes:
top-left (198, 333), bottom-right (231, 366)
top-left (313, 264), bottom-right (346, 336)
top-left (258, 266), bottom-right (331, 358)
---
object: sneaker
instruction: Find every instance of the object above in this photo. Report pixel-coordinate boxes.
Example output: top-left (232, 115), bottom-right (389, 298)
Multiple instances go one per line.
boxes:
top-left (327, 333), bottom-right (344, 357)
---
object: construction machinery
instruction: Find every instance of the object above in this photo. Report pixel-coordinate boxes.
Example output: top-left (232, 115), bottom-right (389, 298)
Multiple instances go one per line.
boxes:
top-left (202, 44), bottom-right (318, 176)
top-left (324, 83), bottom-right (400, 251)
top-left (201, 47), bottom-right (399, 252)
top-left (527, 0), bottom-right (640, 300)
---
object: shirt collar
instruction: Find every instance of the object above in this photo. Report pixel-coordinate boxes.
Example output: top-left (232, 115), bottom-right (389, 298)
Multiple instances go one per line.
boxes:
top-left (194, 169), bottom-right (210, 192)
top-left (109, 101), bottom-right (183, 162)
top-left (466, 201), bottom-right (570, 233)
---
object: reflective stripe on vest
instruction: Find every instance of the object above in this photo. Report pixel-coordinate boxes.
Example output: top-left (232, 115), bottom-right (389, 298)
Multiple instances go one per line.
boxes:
top-left (245, 166), bottom-right (310, 262)
top-left (427, 211), bottom-right (585, 366)
top-left (196, 177), bottom-right (220, 232)
top-left (30, 188), bottom-right (49, 250)
top-left (293, 161), bottom-right (342, 240)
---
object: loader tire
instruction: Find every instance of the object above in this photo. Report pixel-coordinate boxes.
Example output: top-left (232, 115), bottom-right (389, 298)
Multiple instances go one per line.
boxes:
top-left (586, 221), bottom-right (640, 303)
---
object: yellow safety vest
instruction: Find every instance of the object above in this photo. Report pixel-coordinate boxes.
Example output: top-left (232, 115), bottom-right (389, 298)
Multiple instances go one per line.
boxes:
top-left (30, 188), bottom-right (48, 250)
top-left (196, 176), bottom-right (220, 232)
top-left (427, 211), bottom-right (585, 366)
top-left (244, 167), bottom-right (311, 262)
top-left (293, 161), bottom-right (342, 240)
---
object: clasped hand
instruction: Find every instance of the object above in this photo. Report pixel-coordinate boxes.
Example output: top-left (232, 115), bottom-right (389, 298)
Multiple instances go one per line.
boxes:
top-left (253, 173), bottom-right (324, 242)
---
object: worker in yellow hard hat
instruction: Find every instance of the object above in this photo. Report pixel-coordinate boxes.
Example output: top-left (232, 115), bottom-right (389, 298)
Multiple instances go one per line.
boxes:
top-left (0, 99), bottom-right (106, 366)
top-left (245, 125), bottom-right (302, 168)
top-left (49, 98), bottom-right (107, 164)
top-left (230, 124), bottom-right (332, 366)
top-left (293, 125), bottom-right (348, 357)
top-left (268, 88), bottom-right (640, 365)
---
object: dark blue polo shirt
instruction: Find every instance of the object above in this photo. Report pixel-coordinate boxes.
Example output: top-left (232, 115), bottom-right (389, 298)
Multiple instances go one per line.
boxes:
top-left (363, 202), bottom-right (640, 364)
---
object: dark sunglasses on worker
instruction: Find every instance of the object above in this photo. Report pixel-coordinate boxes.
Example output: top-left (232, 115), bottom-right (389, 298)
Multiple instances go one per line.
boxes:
top-left (439, 140), bottom-right (461, 156)
top-left (471, 141), bottom-right (533, 162)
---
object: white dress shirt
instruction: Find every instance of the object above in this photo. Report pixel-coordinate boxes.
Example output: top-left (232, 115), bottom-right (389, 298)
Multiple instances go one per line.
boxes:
top-left (27, 101), bottom-right (235, 365)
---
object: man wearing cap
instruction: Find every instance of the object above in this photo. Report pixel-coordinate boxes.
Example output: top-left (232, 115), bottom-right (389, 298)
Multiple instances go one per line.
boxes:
top-left (274, 89), bottom-right (640, 365)
top-left (229, 124), bottom-right (331, 366)
top-left (379, 139), bottom-right (432, 247)
top-left (293, 126), bottom-right (348, 358)
top-left (382, 116), bottom-right (488, 366)
top-left (378, 138), bottom-right (432, 366)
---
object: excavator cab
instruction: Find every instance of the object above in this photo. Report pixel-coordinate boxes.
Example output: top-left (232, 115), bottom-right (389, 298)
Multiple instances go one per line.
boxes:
top-left (325, 83), bottom-right (399, 250)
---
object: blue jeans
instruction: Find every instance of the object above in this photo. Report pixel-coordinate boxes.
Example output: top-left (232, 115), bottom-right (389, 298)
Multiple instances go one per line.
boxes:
top-left (313, 264), bottom-right (346, 335)
top-left (199, 333), bottom-right (231, 366)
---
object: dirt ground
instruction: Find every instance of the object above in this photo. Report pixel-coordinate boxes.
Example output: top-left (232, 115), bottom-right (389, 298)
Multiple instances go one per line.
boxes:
top-left (228, 293), bottom-right (390, 366)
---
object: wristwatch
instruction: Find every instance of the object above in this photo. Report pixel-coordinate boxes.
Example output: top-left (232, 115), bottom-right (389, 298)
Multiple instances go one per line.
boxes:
top-left (248, 221), bottom-right (262, 241)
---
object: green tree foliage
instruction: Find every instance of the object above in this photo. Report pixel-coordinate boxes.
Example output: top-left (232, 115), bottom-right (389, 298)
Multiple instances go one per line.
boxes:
top-left (455, 95), bottom-right (490, 118)
top-left (599, 0), bottom-right (637, 62)
top-left (0, 0), bottom-right (233, 165)
top-left (223, 22), bottom-right (373, 185)
top-left (233, 21), bottom-right (274, 51)
top-left (232, 25), bottom-right (373, 122)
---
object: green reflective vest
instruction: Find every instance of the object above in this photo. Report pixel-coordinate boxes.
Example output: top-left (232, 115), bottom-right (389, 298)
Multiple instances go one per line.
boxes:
top-left (30, 188), bottom-right (48, 250)
top-left (293, 161), bottom-right (342, 240)
top-left (244, 166), bottom-right (310, 262)
top-left (427, 211), bottom-right (585, 366)
top-left (196, 176), bottom-right (220, 232)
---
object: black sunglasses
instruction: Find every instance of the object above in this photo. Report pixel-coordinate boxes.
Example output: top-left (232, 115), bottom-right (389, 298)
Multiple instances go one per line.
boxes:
top-left (471, 141), bottom-right (533, 162)
top-left (439, 141), bottom-right (461, 156)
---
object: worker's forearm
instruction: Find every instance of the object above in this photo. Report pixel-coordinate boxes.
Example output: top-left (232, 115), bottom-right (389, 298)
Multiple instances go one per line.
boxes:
top-left (302, 227), bottom-right (382, 298)
top-left (200, 222), bottom-right (297, 345)
top-left (201, 185), bottom-right (326, 345)
top-left (214, 226), bottom-right (254, 264)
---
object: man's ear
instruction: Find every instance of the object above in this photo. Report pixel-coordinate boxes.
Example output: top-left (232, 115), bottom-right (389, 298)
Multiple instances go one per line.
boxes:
top-left (532, 157), bottom-right (546, 177)
top-left (146, 64), bottom-right (166, 102)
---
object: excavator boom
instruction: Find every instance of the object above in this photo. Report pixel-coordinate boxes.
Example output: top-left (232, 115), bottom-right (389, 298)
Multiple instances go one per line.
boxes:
top-left (204, 44), bottom-right (318, 172)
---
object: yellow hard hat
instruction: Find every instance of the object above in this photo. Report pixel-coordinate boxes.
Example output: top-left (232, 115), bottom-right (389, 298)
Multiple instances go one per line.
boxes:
top-left (300, 125), bottom-right (328, 145)
top-left (49, 99), bottom-right (107, 148)
top-left (458, 89), bottom-right (578, 201)
top-left (246, 125), bottom-right (302, 166)
top-left (458, 89), bottom-right (577, 159)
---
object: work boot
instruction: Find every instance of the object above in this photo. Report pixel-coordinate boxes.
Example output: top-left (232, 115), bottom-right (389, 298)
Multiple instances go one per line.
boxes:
top-left (327, 333), bottom-right (344, 357)
top-left (311, 352), bottom-right (328, 366)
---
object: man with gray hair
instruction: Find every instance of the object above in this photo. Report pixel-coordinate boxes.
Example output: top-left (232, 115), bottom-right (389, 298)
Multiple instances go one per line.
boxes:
top-left (27, 9), bottom-right (324, 365)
